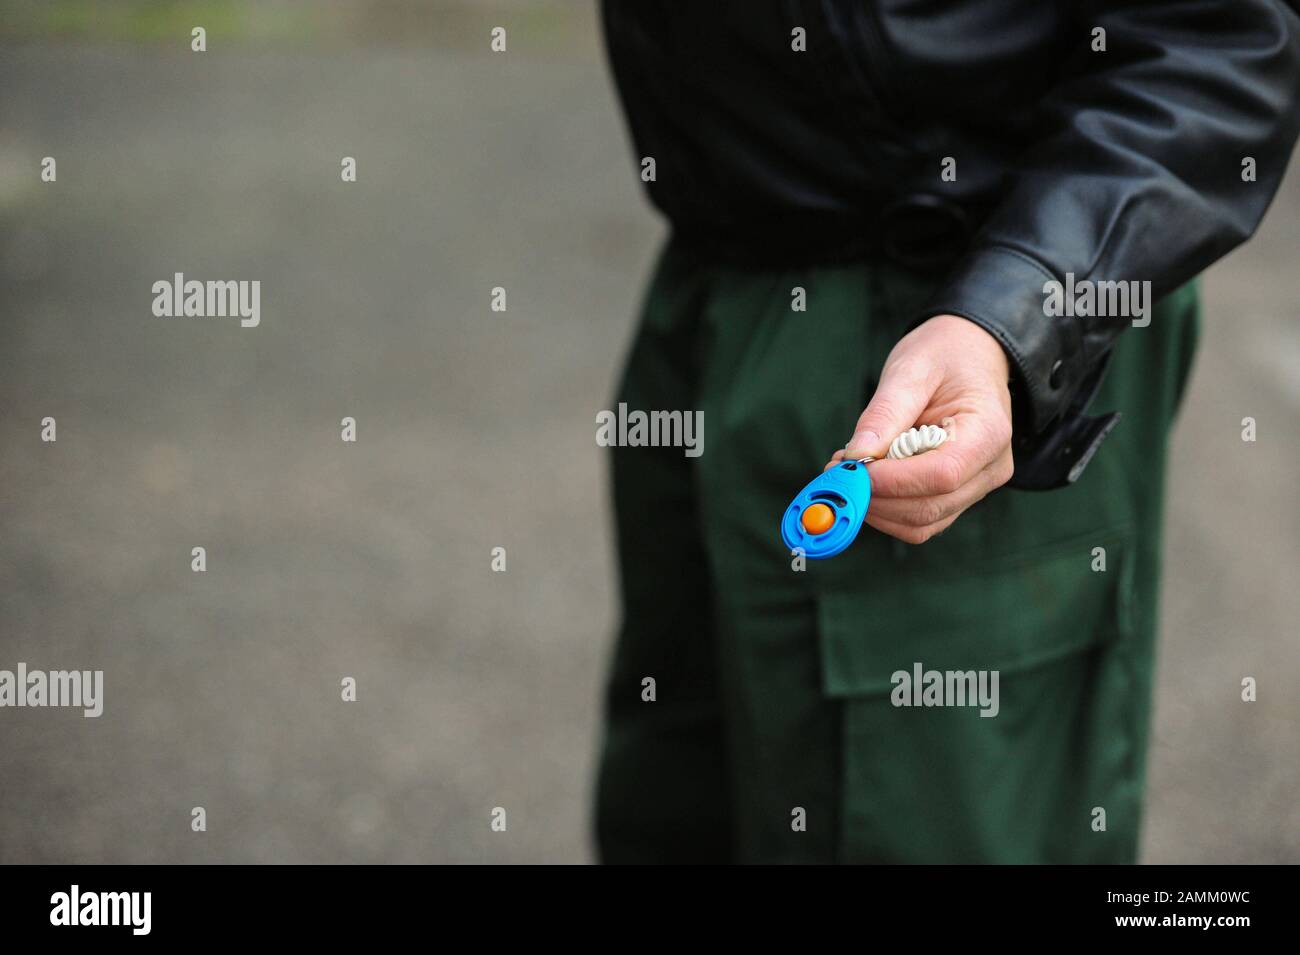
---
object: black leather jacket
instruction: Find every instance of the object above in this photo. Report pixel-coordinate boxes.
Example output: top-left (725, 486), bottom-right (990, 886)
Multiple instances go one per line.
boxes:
top-left (602, 0), bottom-right (1300, 488)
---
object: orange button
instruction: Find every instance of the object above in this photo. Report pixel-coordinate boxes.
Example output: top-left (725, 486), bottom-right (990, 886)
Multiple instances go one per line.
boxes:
top-left (801, 502), bottom-right (835, 535)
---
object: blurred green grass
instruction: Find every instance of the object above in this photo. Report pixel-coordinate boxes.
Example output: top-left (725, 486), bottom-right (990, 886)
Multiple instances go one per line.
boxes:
top-left (0, 0), bottom-right (593, 52)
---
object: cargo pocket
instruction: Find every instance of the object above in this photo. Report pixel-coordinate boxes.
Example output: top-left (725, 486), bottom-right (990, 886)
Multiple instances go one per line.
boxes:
top-left (817, 527), bottom-right (1143, 863)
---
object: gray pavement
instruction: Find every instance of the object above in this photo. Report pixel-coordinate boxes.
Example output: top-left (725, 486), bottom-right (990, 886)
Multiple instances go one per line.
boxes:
top-left (0, 24), bottom-right (1296, 863)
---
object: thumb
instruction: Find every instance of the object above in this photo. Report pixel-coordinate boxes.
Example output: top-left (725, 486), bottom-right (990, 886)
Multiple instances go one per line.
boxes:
top-left (844, 364), bottom-right (933, 459)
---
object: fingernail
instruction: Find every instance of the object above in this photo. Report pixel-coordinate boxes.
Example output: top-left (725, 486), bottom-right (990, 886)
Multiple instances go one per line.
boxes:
top-left (845, 430), bottom-right (879, 456)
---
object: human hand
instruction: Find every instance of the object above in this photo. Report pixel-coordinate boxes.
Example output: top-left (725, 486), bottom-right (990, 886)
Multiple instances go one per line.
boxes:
top-left (823, 315), bottom-right (1014, 543)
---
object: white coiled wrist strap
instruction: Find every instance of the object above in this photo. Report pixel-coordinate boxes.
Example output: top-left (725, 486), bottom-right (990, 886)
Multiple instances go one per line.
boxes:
top-left (887, 424), bottom-right (949, 460)
top-left (859, 425), bottom-right (950, 464)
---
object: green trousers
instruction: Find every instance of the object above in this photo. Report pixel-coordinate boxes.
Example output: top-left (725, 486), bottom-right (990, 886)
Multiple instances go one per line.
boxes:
top-left (595, 240), bottom-right (1199, 864)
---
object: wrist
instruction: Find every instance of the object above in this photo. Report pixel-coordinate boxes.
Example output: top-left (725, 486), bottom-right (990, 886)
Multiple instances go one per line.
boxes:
top-left (922, 313), bottom-right (1011, 383)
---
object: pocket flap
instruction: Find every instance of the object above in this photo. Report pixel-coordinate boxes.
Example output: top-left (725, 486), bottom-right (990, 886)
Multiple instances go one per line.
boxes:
top-left (817, 530), bottom-right (1134, 698)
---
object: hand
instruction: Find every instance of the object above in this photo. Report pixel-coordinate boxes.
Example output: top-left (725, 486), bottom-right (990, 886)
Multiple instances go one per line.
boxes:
top-left (824, 314), bottom-right (1014, 544)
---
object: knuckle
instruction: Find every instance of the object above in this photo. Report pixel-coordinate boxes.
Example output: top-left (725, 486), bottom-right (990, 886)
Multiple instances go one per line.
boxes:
top-left (988, 416), bottom-right (1013, 449)
top-left (859, 397), bottom-right (903, 429)
top-left (916, 498), bottom-right (947, 527)
top-left (899, 525), bottom-right (931, 546)
top-left (933, 454), bottom-right (966, 494)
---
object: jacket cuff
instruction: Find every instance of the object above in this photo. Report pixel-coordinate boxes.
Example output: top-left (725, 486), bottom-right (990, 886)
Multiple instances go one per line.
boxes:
top-left (918, 244), bottom-right (1080, 434)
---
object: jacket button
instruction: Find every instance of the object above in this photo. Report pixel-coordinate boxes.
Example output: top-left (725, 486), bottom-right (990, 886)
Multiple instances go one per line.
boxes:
top-left (1049, 360), bottom-right (1064, 388)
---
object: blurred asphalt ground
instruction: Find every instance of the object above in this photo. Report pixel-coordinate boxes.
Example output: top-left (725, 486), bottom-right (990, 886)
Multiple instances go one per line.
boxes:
top-left (1, 1), bottom-right (1297, 863)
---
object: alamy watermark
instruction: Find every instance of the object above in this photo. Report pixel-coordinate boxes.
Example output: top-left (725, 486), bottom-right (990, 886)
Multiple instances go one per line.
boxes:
top-left (596, 403), bottom-right (704, 457)
top-left (891, 662), bottom-right (999, 717)
top-left (1043, 272), bottom-right (1152, 328)
top-left (152, 273), bottom-right (260, 327)
top-left (50, 885), bottom-right (150, 935)
top-left (0, 663), bottom-right (103, 717)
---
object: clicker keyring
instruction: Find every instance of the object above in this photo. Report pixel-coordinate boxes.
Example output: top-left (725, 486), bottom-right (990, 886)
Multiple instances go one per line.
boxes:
top-left (779, 425), bottom-right (950, 560)
top-left (780, 459), bottom-right (873, 559)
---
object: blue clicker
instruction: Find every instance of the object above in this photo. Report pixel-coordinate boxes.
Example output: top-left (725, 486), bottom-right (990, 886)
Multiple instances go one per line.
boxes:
top-left (780, 459), bottom-right (872, 559)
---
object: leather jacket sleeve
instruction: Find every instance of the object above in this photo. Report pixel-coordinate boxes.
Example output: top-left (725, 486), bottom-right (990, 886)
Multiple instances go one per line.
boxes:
top-left (920, 0), bottom-right (1300, 489)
